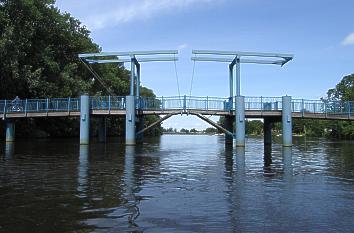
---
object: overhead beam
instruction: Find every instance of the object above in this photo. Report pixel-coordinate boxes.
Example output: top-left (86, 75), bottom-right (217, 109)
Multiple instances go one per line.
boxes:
top-left (86, 57), bottom-right (178, 64)
top-left (79, 50), bottom-right (178, 58)
top-left (191, 57), bottom-right (285, 65)
top-left (192, 50), bottom-right (293, 59)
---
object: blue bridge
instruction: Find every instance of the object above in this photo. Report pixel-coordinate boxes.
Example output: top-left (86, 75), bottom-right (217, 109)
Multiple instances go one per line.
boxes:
top-left (2, 50), bottom-right (353, 146)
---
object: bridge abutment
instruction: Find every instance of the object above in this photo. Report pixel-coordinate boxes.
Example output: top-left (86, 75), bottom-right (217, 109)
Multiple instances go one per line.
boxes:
top-left (80, 94), bottom-right (90, 145)
top-left (282, 96), bottom-right (292, 147)
top-left (125, 95), bottom-right (136, 145)
top-left (5, 120), bottom-right (15, 142)
top-left (235, 96), bottom-right (245, 147)
top-left (224, 116), bottom-right (233, 144)
top-left (97, 117), bottom-right (106, 143)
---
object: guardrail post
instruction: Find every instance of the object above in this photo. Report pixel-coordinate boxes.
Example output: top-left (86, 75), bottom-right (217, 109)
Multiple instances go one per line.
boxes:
top-left (325, 101), bottom-right (328, 118)
top-left (125, 95), bottom-right (136, 145)
top-left (108, 96), bottom-right (111, 113)
top-left (3, 100), bottom-right (7, 119)
top-left (46, 98), bottom-right (49, 112)
top-left (206, 96), bottom-right (209, 110)
top-left (24, 99), bottom-right (28, 116)
top-left (162, 96), bottom-right (164, 110)
top-left (80, 94), bottom-right (90, 145)
top-left (348, 102), bottom-right (351, 119)
top-left (183, 95), bottom-right (186, 112)
top-left (67, 97), bottom-right (71, 114)
top-left (301, 99), bottom-right (304, 117)
top-left (5, 120), bottom-right (15, 142)
top-left (235, 96), bottom-right (245, 147)
top-left (260, 96), bottom-right (263, 112)
top-left (282, 96), bottom-right (292, 147)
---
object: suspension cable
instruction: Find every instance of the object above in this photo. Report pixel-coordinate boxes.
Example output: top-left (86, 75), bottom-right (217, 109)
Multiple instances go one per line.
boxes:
top-left (187, 55), bottom-right (196, 109)
top-left (79, 58), bottom-right (115, 96)
top-left (173, 54), bottom-right (182, 107)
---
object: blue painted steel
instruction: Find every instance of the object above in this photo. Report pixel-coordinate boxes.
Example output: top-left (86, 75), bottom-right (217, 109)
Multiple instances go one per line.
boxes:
top-left (136, 65), bottom-right (141, 98)
top-left (236, 58), bottom-right (241, 96)
top-left (282, 96), bottom-right (292, 147)
top-left (80, 95), bottom-right (90, 145)
top-left (130, 59), bottom-right (135, 96)
top-left (5, 120), bottom-right (15, 142)
top-left (126, 95), bottom-right (136, 145)
top-left (1, 96), bottom-right (354, 118)
top-left (235, 96), bottom-right (245, 147)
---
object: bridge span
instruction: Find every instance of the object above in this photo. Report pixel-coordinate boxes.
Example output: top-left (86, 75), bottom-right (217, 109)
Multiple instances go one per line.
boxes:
top-left (1, 95), bottom-right (353, 145)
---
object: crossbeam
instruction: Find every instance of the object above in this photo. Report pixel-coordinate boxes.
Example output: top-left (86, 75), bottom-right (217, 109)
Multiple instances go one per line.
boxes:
top-left (79, 50), bottom-right (178, 58)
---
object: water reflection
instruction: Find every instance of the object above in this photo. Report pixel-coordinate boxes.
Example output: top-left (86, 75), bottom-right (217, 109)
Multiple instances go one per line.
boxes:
top-left (78, 145), bottom-right (89, 194)
top-left (283, 147), bottom-right (293, 181)
top-left (264, 145), bottom-right (272, 168)
top-left (235, 147), bottom-right (245, 175)
top-left (124, 146), bottom-right (141, 228)
top-left (4, 142), bottom-right (14, 159)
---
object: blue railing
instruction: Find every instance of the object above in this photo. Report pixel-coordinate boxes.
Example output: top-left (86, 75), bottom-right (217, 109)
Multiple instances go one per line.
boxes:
top-left (0, 96), bottom-right (353, 117)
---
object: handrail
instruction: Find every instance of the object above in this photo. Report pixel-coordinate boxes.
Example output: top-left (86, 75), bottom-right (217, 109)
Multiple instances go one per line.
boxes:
top-left (0, 96), bottom-right (353, 117)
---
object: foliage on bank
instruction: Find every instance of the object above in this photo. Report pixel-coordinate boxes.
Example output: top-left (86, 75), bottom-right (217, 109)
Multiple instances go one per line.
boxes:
top-left (0, 0), bottom-right (161, 137)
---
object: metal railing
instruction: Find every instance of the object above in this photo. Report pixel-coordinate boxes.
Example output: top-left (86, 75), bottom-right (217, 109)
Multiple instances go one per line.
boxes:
top-left (0, 96), bottom-right (353, 118)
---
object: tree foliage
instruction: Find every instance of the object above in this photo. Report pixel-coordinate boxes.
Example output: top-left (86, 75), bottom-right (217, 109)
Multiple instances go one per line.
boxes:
top-left (0, 0), bottom-right (160, 137)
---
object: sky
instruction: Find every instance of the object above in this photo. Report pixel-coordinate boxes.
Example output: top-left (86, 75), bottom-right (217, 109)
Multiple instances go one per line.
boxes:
top-left (55, 0), bottom-right (354, 130)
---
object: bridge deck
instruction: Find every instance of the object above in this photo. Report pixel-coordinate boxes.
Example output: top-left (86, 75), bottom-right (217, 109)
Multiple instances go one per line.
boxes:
top-left (1, 96), bottom-right (353, 121)
top-left (2, 109), bottom-right (353, 121)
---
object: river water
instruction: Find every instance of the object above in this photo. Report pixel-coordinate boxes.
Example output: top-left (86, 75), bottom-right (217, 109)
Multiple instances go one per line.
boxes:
top-left (0, 135), bottom-right (354, 232)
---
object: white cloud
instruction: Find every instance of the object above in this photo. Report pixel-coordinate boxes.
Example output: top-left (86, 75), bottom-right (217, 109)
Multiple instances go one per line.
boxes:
top-left (342, 32), bottom-right (354, 46)
top-left (75, 0), bottom-right (215, 30)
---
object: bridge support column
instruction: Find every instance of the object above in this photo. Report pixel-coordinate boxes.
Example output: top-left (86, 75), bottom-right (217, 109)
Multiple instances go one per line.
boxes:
top-left (80, 94), bottom-right (90, 145)
top-left (235, 96), bottom-right (245, 147)
top-left (5, 120), bottom-right (15, 142)
top-left (125, 95), bottom-right (136, 145)
top-left (224, 116), bottom-right (233, 145)
top-left (97, 117), bottom-right (106, 143)
top-left (282, 96), bottom-right (292, 147)
top-left (264, 118), bottom-right (273, 146)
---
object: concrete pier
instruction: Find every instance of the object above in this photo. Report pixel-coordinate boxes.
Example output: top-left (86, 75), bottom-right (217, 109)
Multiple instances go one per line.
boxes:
top-left (224, 116), bottom-right (233, 144)
top-left (125, 95), bottom-right (136, 145)
top-left (282, 96), bottom-right (292, 147)
top-left (235, 96), bottom-right (245, 147)
top-left (5, 120), bottom-right (15, 142)
top-left (97, 117), bottom-right (106, 143)
top-left (80, 94), bottom-right (90, 145)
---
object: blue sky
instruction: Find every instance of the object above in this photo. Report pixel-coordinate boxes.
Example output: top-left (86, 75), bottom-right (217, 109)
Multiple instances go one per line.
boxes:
top-left (56, 0), bottom-right (354, 130)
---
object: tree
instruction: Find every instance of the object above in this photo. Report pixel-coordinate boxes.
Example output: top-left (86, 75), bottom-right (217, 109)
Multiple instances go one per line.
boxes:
top-left (327, 74), bottom-right (354, 101)
top-left (0, 0), bottom-right (162, 137)
top-left (190, 128), bottom-right (197, 133)
top-left (204, 127), bottom-right (217, 134)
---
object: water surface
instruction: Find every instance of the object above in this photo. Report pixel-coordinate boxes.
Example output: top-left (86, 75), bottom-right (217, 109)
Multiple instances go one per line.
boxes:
top-left (1, 135), bottom-right (354, 232)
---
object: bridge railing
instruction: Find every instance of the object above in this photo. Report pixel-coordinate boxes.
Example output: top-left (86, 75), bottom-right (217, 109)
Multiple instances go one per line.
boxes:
top-left (139, 96), bottom-right (231, 111)
top-left (244, 97), bottom-right (282, 111)
top-left (292, 99), bottom-right (354, 117)
top-left (186, 96), bottom-right (230, 111)
top-left (0, 98), bottom-right (81, 114)
top-left (90, 96), bottom-right (125, 110)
